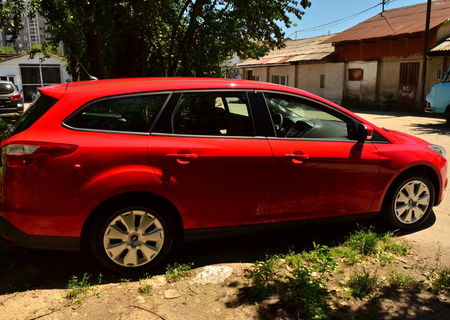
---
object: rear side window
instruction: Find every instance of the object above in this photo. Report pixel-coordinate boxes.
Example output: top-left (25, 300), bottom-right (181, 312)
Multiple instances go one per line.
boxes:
top-left (0, 83), bottom-right (14, 94)
top-left (11, 93), bottom-right (58, 136)
top-left (171, 92), bottom-right (254, 136)
top-left (65, 94), bottom-right (168, 133)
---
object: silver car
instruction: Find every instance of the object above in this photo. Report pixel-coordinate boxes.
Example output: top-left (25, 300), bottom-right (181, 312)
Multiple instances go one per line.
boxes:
top-left (0, 81), bottom-right (24, 115)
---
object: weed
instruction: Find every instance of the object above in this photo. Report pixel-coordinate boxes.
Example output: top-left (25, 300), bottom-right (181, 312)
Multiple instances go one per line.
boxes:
top-left (165, 262), bottom-right (193, 283)
top-left (245, 257), bottom-right (281, 298)
top-left (331, 246), bottom-right (361, 265)
top-left (286, 263), bottom-right (330, 320)
top-left (65, 273), bottom-right (93, 300)
top-left (431, 268), bottom-right (450, 292)
top-left (138, 278), bottom-right (153, 295)
top-left (388, 270), bottom-right (423, 291)
top-left (377, 252), bottom-right (395, 266)
top-left (303, 243), bottom-right (337, 277)
top-left (347, 268), bottom-right (379, 298)
top-left (344, 230), bottom-right (379, 255)
top-left (379, 233), bottom-right (409, 255)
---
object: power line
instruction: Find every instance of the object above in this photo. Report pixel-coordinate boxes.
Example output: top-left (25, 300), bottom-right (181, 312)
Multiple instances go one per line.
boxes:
top-left (288, 1), bottom-right (387, 38)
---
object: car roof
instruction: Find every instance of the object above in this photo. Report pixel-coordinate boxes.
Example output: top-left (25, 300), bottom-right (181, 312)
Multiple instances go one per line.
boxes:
top-left (40, 77), bottom-right (313, 99)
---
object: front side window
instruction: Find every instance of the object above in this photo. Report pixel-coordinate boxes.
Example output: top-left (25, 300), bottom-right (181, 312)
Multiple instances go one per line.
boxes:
top-left (171, 92), bottom-right (254, 136)
top-left (65, 94), bottom-right (168, 133)
top-left (264, 93), bottom-right (352, 140)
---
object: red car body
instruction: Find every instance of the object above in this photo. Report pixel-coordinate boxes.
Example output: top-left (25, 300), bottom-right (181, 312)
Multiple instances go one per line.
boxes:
top-left (0, 78), bottom-right (447, 253)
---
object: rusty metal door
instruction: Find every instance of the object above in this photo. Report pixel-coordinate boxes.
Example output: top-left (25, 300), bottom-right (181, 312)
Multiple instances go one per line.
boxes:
top-left (398, 62), bottom-right (420, 110)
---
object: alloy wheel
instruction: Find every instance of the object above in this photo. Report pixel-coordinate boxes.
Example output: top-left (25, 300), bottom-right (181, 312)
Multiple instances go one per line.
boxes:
top-left (394, 180), bottom-right (430, 225)
top-left (103, 210), bottom-right (165, 267)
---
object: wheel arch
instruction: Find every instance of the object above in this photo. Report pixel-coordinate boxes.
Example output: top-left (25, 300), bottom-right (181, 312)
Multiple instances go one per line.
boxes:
top-left (80, 191), bottom-right (184, 247)
top-left (383, 164), bottom-right (440, 207)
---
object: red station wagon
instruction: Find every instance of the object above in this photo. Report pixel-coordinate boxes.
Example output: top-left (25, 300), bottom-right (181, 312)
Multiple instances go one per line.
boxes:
top-left (0, 78), bottom-right (447, 272)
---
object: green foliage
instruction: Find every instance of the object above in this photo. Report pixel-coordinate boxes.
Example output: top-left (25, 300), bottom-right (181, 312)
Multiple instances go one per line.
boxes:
top-left (1, 0), bottom-right (312, 79)
top-left (0, 46), bottom-right (16, 54)
top-left (245, 256), bottom-right (281, 298)
top-left (138, 278), bottom-right (153, 295)
top-left (286, 263), bottom-right (330, 320)
top-left (331, 246), bottom-right (361, 265)
top-left (65, 273), bottom-right (101, 301)
top-left (344, 230), bottom-right (380, 255)
top-left (347, 268), bottom-right (379, 298)
top-left (343, 230), bottom-right (408, 259)
top-left (431, 268), bottom-right (450, 292)
top-left (165, 262), bottom-right (193, 283)
top-left (246, 248), bottom-right (332, 319)
top-left (388, 270), bottom-right (423, 291)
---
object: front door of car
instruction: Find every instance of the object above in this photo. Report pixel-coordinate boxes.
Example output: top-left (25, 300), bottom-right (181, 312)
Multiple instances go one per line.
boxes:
top-left (148, 91), bottom-right (273, 228)
top-left (261, 92), bottom-right (380, 222)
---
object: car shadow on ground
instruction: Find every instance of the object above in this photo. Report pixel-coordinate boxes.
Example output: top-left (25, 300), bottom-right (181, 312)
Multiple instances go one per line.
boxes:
top-left (0, 213), bottom-right (436, 296)
top-left (408, 122), bottom-right (450, 135)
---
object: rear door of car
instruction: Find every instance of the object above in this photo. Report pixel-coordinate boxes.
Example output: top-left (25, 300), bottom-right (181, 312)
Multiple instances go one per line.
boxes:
top-left (259, 91), bottom-right (381, 222)
top-left (148, 90), bottom-right (274, 228)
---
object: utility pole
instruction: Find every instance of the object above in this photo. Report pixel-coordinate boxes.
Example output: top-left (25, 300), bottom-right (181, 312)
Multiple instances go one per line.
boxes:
top-left (420, 0), bottom-right (432, 111)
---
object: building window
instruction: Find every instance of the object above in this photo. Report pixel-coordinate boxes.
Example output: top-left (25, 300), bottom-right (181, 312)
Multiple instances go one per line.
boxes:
top-left (348, 68), bottom-right (364, 81)
top-left (320, 74), bottom-right (325, 88)
top-left (253, 75), bottom-right (260, 81)
top-left (272, 75), bottom-right (289, 86)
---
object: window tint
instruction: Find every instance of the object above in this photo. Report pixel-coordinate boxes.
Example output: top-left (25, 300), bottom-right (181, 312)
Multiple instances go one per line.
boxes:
top-left (11, 93), bottom-right (57, 136)
top-left (265, 93), bottom-right (351, 140)
top-left (0, 82), bottom-right (14, 94)
top-left (171, 92), bottom-right (254, 136)
top-left (66, 94), bottom-right (168, 133)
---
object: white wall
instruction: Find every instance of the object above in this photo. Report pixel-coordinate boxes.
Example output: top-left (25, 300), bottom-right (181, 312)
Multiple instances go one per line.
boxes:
top-left (324, 62), bottom-right (345, 104)
top-left (0, 53), bottom-right (70, 91)
top-left (345, 61), bottom-right (378, 101)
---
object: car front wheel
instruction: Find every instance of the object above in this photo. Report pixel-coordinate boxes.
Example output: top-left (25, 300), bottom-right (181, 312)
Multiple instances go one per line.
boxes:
top-left (383, 173), bottom-right (435, 229)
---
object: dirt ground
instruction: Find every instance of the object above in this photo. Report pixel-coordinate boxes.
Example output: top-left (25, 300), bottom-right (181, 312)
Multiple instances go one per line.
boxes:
top-left (0, 110), bottom-right (449, 320)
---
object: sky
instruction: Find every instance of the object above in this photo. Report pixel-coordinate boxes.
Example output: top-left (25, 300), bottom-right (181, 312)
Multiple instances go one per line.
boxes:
top-left (283, 0), bottom-right (429, 39)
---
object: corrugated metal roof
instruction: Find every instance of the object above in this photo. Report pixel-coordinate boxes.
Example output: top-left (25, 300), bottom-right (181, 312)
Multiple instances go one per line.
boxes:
top-left (326, 0), bottom-right (450, 43)
top-left (431, 36), bottom-right (450, 51)
top-left (238, 34), bottom-right (335, 67)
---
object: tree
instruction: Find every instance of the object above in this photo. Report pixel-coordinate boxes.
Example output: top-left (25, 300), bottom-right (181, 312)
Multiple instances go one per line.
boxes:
top-left (1, 0), bottom-right (311, 79)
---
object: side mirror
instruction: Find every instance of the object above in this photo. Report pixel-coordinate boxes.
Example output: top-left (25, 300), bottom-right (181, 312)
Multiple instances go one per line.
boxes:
top-left (357, 123), bottom-right (373, 141)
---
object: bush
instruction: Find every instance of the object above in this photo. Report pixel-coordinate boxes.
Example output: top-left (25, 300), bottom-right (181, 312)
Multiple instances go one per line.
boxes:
top-left (347, 268), bottom-right (378, 298)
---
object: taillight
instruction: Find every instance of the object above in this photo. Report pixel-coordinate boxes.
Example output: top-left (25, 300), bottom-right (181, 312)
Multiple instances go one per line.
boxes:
top-left (9, 93), bottom-right (22, 101)
top-left (2, 142), bottom-right (78, 168)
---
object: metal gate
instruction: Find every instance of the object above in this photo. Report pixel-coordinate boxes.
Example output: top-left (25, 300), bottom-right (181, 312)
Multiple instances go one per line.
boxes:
top-left (397, 62), bottom-right (420, 110)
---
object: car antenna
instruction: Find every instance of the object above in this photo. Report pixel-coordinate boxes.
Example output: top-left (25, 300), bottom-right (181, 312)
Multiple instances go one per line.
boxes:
top-left (78, 62), bottom-right (98, 80)
top-left (66, 46), bottom-right (99, 80)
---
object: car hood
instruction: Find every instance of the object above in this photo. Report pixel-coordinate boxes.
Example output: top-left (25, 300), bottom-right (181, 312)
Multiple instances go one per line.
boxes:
top-left (381, 128), bottom-right (430, 146)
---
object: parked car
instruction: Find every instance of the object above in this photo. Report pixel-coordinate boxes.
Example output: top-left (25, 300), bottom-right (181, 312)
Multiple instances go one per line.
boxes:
top-left (0, 78), bottom-right (447, 272)
top-left (425, 66), bottom-right (450, 124)
top-left (0, 81), bottom-right (24, 115)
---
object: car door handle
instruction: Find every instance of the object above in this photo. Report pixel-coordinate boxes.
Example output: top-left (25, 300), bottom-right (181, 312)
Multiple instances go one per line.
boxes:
top-left (166, 153), bottom-right (199, 164)
top-left (166, 153), bottom-right (199, 159)
top-left (284, 153), bottom-right (309, 164)
top-left (284, 153), bottom-right (309, 160)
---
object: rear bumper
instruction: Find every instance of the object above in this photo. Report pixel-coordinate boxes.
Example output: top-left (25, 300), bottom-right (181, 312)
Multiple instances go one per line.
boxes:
top-left (0, 216), bottom-right (80, 251)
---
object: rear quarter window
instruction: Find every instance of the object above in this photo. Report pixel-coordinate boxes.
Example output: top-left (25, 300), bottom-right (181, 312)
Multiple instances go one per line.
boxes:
top-left (11, 93), bottom-right (58, 136)
top-left (65, 94), bottom-right (169, 133)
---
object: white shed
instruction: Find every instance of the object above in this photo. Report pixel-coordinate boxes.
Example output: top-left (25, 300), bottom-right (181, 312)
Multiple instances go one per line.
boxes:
top-left (0, 53), bottom-right (70, 102)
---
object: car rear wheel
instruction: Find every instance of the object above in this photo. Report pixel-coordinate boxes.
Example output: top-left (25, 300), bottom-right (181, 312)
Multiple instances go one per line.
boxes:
top-left (383, 173), bottom-right (435, 229)
top-left (87, 202), bottom-right (175, 273)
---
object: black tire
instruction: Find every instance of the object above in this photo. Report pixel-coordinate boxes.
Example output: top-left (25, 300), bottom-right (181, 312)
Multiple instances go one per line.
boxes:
top-left (382, 173), bottom-right (435, 230)
top-left (446, 108), bottom-right (450, 127)
top-left (85, 199), bottom-right (176, 273)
